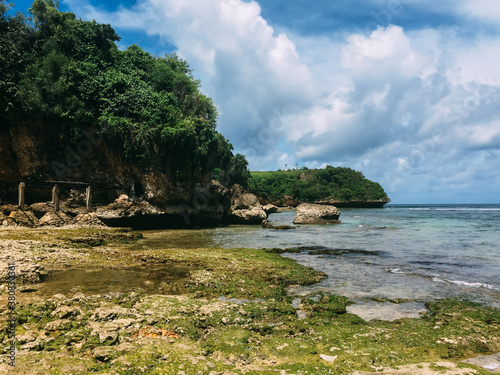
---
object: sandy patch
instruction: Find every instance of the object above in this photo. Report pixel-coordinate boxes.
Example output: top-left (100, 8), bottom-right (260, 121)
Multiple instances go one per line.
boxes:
top-left (351, 361), bottom-right (479, 374)
top-left (347, 301), bottom-right (427, 321)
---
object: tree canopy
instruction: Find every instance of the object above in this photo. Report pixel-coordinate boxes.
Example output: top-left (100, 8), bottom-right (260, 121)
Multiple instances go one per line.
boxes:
top-left (249, 166), bottom-right (389, 204)
top-left (1, 0), bottom-right (246, 184)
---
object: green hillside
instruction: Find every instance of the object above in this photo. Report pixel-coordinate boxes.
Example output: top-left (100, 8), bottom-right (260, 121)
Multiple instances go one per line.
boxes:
top-left (248, 166), bottom-right (390, 206)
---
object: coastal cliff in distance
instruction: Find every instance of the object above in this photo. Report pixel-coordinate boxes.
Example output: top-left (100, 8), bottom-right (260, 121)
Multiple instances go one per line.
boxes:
top-left (249, 167), bottom-right (390, 208)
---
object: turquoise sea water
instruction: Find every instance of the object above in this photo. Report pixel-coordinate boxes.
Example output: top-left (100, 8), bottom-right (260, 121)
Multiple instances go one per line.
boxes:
top-left (137, 204), bottom-right (500, 306)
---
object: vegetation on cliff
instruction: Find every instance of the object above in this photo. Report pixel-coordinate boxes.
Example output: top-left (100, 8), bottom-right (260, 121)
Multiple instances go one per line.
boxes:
top-left (0, 0), bottom-right (247, 184)
top-left (249, 166), bottom-right (389, 205)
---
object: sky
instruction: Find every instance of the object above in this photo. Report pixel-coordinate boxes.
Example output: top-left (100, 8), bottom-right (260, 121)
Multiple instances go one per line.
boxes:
top-left (9, 0), bottom-right (500, 204)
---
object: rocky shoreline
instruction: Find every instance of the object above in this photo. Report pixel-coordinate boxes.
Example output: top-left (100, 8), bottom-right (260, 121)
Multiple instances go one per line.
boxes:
top-left (1, 187), bottom-right (352, 230)
top-left (0, 227), bottom-right (499, 374)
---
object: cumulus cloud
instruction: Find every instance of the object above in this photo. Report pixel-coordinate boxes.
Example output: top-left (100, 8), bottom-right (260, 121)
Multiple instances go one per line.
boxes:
top-left (64, 0), bottom-right (500, 202)
top-left (66, 0), bottom-right (314, 160)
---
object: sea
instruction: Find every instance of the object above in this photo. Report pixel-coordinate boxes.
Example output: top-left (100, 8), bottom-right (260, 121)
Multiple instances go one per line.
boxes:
top-left (126, 204), bottom-right (500, 307)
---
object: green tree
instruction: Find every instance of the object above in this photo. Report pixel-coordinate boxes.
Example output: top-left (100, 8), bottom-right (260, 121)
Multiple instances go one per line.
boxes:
top-left (2, 0), bottom-right (240, 183)
top-left (0, 0), bottom-right (34, 116)
top-left (227, 153), bottom-right (250, 187)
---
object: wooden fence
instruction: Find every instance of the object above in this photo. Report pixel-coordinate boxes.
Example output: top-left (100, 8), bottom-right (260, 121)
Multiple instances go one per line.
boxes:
top-left (0, 181), bottom-right (123, 212)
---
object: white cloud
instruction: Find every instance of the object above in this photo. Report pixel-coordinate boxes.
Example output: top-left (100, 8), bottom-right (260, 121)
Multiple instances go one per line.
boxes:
top-left (64, 0), bottom-right (500, 202)
top-left (459, 0), bottom-right (500, 22)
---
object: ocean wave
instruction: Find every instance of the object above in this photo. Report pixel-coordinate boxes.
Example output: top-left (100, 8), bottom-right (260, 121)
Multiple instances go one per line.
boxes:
top-left (435, 208), bottom-right (500, 211)
top-left (432, 276), bottom-right (495, 290)
top-left (387, 268), bottom-right (405, 274)
top-left (408, 207), bottom-right (500, 211)
top-left (449, 280), bottom-right (495, 289)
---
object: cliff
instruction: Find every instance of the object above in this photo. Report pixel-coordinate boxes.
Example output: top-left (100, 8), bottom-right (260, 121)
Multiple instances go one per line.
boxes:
top-left (0, 1), bottom-right (259, 227)
top-left (0, 118), bottom-right (261, 228)
top-left (249, 167), bottom-right (390, 208)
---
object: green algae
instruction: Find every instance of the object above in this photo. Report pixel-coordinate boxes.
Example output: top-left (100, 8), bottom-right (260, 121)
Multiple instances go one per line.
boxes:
top-left (1, 227), bottom-right (499, 374)
top-left (4, 292), bottom-right (498, 374)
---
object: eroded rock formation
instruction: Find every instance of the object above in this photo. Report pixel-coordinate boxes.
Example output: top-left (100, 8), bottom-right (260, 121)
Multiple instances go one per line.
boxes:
top-left (293, 203), bottom-right (341, 225)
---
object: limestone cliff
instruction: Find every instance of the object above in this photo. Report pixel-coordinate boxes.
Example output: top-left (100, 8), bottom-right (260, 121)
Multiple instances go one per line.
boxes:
top-left (0, 118), bottom-right (261, 228)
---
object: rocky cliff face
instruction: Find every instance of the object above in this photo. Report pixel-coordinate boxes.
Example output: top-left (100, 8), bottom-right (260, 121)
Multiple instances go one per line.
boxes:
top-left (0, 118), bottom-right (198, 205)
top-left (0, 119), bottom-right (263, 228)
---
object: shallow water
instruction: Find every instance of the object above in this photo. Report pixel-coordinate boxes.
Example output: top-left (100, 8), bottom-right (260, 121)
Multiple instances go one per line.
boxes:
top-left (129, 204), bottom-right (500, 306)
top-left (37, 267), bottom-right (191, 297)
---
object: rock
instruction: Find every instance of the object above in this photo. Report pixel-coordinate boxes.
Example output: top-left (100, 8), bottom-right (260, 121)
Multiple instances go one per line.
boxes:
top-left (93, 346), bottom-right (115, 362)
top-left (16, 330), bottom-right (38, 344)
top-left (261, 220), bottom-right (295, 230)
top-left (75, 212), bottom-right (106, 226)
top-left (293, 203), bottom-right (340, 224)
top-left (97, 330), bottom-right (119, 345)
top-left (115, 342), bottom-right (137, 353)
top-left (45, 319), bottom-right (72, 331)
top-left (39, 211), bottom-right (73, 226)
top-left (95, 197), bottom-right (162, 221)
top-left (0, 204), bottom-right (17, 216)
top-left (51, 306), bottom-right (81, 319)
top-left (115, 194), bottom-right (131, 204)
top-left (320, 354), bottom-right (338, 362)
top-left (7, 210), bottom-right (39, 227)
top-left (91, 305), bottom-right (130, 321)
top-left (0, 261), bottom-right (47, 284)
top-left (103, 318), bottom-right (137, 331)
top-left (30, 202), bottom-right (53, 217)
top-left (297, 310), bottom-right (307, 319)
top-left (225, 184), bottom-right (267, 224)
top-left (262, 204), bottom-right (278, 215)
top-left (21, 339), bottom-right (44, 351)
top-left (230, 206), bottom-right (267, 224)
top-left (20, 285), bottom-right (38, 293)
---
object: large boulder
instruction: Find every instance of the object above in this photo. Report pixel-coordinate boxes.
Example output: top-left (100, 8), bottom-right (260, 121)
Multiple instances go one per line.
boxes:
top-left (261, 219), bottom-right (295, 230)
top-left (262, 204), bottom-right (279, 216)
top-left (95, 195), bottom-right (163, 220)
top-left (293, 203), bottom-right (341, 224)
top-left (94, 187), bottom-right (227, 228)
top-left (225, 184), bottom-right (266, 224)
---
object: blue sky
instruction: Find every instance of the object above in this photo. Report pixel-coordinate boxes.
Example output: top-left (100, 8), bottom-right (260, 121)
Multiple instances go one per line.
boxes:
top-left (10, 0), bottom-right (500, 204)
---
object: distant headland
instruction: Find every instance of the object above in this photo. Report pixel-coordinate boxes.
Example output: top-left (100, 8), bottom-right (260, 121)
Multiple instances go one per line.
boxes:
top-left (248, 167), bottom-right (390, 208)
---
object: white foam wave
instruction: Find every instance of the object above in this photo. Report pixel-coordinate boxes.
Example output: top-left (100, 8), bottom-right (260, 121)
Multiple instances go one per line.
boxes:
top-left (432, 277), bottom-right (446, 283)
top-left (432, 276), bottom-right (495, 290)
top-left (387, 268), bottom-right (405, 274)
top-left (449, 280), bottom-right (494, 289)
top-left (409, 207), bottom-right (500, 211)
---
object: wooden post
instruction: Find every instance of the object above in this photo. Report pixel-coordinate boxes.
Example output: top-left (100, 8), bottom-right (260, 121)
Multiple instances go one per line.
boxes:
top-left (85, 186), bottom-right (92, 212)
top-left (18, 182), bottom-right (25, 210)
top-left (52, 185), bottom-right (60, 212)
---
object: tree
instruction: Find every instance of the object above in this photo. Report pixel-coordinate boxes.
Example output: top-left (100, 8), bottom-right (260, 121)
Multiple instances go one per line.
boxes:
top-left (2, 0), bottom-right (239, 182)
top-left (228, 153), bottom-right (250, 187)
top-left (0, 1), bottom-right (34, 116)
